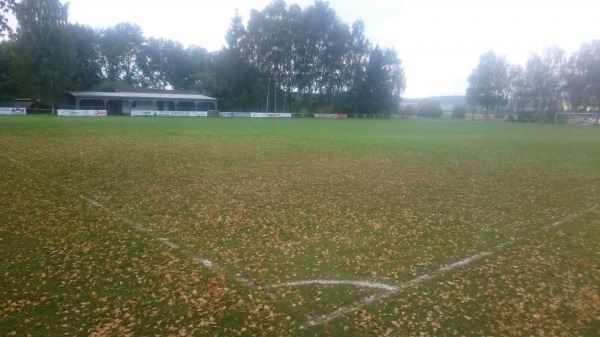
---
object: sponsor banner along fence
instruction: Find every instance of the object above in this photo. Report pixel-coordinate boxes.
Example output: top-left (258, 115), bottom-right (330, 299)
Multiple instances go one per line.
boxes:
top-left (267, 113), bottom-right (292, 118)
top-left (131, 110), bottom-right (209, 117)
top-left (314, 113), bottom-right (347, 119)
top-left (58, 109), bottom-right (107, 116)
top-left (220, 112), bottom-right (293, 118)
top-left (0, 108), bottom-right (27, 115)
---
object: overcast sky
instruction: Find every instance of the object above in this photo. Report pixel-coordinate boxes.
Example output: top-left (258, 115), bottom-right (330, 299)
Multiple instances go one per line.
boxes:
top-left (65, 0), bottom-right (600, 98)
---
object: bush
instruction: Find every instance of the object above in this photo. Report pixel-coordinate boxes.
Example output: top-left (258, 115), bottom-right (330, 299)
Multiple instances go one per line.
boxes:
top-left (418, 99), bottom-right (442, 118)
top-left (494, 109), bottom-right (508, 119)
top-left (403, 105), bottom-right (416, 116)
top-left (517, 111), bottom-right (533, 122)
top-left (451, 105), bottom-right (467, 119)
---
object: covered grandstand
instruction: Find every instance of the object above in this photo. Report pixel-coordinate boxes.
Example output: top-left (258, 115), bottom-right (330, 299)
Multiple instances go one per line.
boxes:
top-left (66, 89), bottom-right (217, 115)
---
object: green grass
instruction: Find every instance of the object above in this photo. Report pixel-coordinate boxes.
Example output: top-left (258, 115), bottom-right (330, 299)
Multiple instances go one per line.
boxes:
top-left (1, 116), bottom-right (599, 336)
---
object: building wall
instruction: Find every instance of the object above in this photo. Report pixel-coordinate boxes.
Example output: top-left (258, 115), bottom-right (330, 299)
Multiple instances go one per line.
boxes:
top-left (122, 101), bottom-right (157, 115)
top-left (134, 101), bottom-right (155, 110)
top-left (121, 101), bottom-right (131, 115)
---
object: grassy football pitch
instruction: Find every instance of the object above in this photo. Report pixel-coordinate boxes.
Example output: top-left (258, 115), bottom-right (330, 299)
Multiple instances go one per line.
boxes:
top-left (1, 116), bottom-right (599, 336)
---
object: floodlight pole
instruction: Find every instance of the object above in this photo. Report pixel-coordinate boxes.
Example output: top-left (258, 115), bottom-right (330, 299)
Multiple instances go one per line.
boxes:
top-left (266, 76), bottom-right (271, 113)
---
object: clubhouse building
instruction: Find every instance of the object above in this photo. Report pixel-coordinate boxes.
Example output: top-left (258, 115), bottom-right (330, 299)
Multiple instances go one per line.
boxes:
top-left (65, 89), bottom-right (218, 115)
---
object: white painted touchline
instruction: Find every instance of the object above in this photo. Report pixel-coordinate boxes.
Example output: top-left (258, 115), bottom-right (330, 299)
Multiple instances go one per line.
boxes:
top-left (2, 154), bottom-right (238, 284)
top-left (541, 207), bottom-right (593, 230)
top-left (4, 154), bottom-right (598, 327)
top-left (5, 154), bottom-right (263, 288)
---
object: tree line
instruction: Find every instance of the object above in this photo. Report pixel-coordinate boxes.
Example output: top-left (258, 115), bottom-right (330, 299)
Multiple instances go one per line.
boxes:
top-left (466, 44), bottom-right (600, 122)
top-left (0, 0), bottom-right (406, 114)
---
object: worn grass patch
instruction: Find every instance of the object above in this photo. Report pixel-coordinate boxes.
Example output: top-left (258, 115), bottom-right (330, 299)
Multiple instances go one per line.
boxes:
top-left (1, 116), bottom-right (599, 336)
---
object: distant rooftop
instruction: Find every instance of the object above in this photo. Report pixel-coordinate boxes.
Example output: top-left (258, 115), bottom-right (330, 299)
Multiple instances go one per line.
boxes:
top-left (0, 99), bottom-right (33, 108)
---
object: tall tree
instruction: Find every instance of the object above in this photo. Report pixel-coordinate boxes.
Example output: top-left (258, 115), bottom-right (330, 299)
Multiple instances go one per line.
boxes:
top-left (541, 46), bottom-right (567, 112)
top-left (344, 21), bottom-right (371, 114)
top-left (245, 0), bottom-right (296, 112)
top-left (507, 64), bottom-right (527, 113)
top-left (69, 23), bottom-right (103, 90)
top-left (296, 0), bottom-right (351, 112)
top-left (242, 0), bottom-right (403, 113)
top-left (213, 11), bottom-right (266, 110)
top-left (466, 51), bottom-right (509, 117)
top-left (0, 0), bottom-right (16, 37)
top-left (521, 46), bottom-right (566, 120)
top-left (303, 1), bottom-right (349, 96)
top-left (138, 37), bottom-right (190, 90)
top-left (566, 40), bottom-right (600, 115)
top-left (13, 0), bottom-right (75, 111)
top-left (522, 54), bottom-right (545, 116)
top-left (185, 45), bottom-right (213, 93)
top-left (99, 22), bottom-right (145, 86)
top-left (358, 46), bottom-right (405, 114)
top-left (0, 40), bottom-right (20, 100)
top-left (564, 51), bottom-right (587, 111)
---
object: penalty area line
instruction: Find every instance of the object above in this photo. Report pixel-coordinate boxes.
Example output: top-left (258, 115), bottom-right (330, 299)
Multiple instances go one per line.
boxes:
top-left (266, 279), bottom-right (399, 292)
top-left (303, 205), bottom-right (598, 327)
top-left (3, 154), bottom-right (255, 288)
top-left (302, 250), bottom-right (493, 327)
top-left (5, 154), bottom-right (598, 327)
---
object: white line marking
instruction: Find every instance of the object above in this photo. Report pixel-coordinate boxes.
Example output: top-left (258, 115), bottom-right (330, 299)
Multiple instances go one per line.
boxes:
top-left (2, 154), bottom-right (236, 285)
top-left (157, 238), bottom-right (180, 250)
top-left (85, 197), bottom-right (103, 207)
top-left (306, 293), bottom-right (384, 327)
top-left (6, 157), bottom-right (28, 168)
top-left (302, 250), bottom-right (493, 326)
top-left (303, 206), bottom-right (598, 327)
top-left (437, 251), bottom-right (492, 273)
top-left (5, 154), bottom-right (598, 327)
top-left (268, 279), bottom-right (398, 292)
top-left (6, 154), bottom-right (262, 288)
top-left (194, 257), bottom-right (214, 268)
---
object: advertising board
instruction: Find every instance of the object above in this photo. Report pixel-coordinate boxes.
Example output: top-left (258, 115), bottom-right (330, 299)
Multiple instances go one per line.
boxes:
top-left (58, 110), bottom-right (107, 116)
top-left (314, 113), bottom-right (347, 119)
top-left (0, 108), bottom-right (26, 115)
top-left (221, 112), bottom-right (293, 118)
top-left (131, 110), bottom-right (209, 117)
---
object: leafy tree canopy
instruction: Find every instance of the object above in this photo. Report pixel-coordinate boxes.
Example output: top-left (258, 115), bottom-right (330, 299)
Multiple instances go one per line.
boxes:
top-left (0, 0), bottom-right (16, 37)
top-left (12, 0), bottom-right (75, 110)
top-left (1, 0), bottom-right (406, 113)
top-left (466, 51), bottom-right (509, 113)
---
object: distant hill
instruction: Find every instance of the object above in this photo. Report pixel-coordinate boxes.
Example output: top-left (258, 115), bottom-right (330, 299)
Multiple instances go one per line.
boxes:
top-left (402, 95), bottom-right (466, 106)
